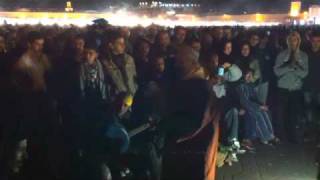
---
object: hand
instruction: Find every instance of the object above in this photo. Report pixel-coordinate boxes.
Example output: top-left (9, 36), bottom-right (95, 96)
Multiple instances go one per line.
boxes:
top-left (260, 105), bottom-right (269, 111)
top-left (223, 62), bottom-right (231, 69)
top-left (239, 109), bottom-right (246, 116)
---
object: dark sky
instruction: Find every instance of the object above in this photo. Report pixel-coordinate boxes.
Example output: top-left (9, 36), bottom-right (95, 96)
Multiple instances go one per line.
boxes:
top-left (0, 0), bottom-right (319, 13)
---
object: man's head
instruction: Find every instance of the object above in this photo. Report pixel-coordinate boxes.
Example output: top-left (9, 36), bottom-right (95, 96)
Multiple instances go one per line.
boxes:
top-left (73, 35), bottom-right (85, 53)
top-left (156, 30), bottom-right (171, 48)
top-left (137, 39), bottom-right (150, 59)
top-left (212, 27), bottom-right (224, 40)
top-left (84, 43), bottom-right (98, 64)
top-left (108, 31), bottom-right (126, 55)
top-left (27, 31), bottom-right (44, 55)
top-left (174, 26), bottom-right (187, 44)
top-left (224, 28), bottom-right (233, 40)
top-left (259, 34), bottom-right (269, 49)
top-left (119, 27), bottom-right (131, 39)
top-left (311, 31), bottom-right (320, 52)
top-left (241, 43), bottom-right (251, 57)
top-left (191, 40), bottom-right (201, 53)
top-left (287, 31), bottom-right (301, 51)
top-left (152, 56), bottom-right (165, 74)
top-left (249, 34), bottom-right (260, 48)
top-left (175, 45), bottom-right (199, 78)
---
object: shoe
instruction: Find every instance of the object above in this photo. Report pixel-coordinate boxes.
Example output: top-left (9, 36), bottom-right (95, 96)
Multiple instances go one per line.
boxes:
top-left (241, 140), bottom-right (256, 152)
top-left (267, 137), bottom-right (281, 146)
top-left (231, 140), bottom-right (246, 154)
top-left (235, 148), bottom-right (246, 154)
top-left (225, 153), bottom-right (238, 166)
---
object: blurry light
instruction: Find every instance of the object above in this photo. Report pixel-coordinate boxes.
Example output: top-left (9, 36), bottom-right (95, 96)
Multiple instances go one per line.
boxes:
top-left (290, 1), bottom-right (301, 17)
top-left (303, 11), bottom-right (308, 20)
top-left (255, 13), bottom-right (264, 22)
top-left (0, 10), bottom-right (281, 27)
top-left (166, 10), bottom-right (176, 16)
top-left (223, 14), bottom-right (231, 20)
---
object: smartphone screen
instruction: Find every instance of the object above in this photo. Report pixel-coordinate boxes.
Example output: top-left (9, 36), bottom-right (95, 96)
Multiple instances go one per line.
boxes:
top-left (218, 67), bottom-right (224, 76)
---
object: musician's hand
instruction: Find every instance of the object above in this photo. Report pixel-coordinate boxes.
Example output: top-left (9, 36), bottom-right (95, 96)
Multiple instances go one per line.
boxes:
top-left (239, 109), bottom-right (246, 116)
top-left (176, 136), bottom-right (191, 143)
top-left (260, 105), bottom-right (269, 111)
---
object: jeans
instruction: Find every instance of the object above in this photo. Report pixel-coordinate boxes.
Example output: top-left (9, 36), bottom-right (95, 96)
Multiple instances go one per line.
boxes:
top-left (276, 88), bottom-right (305, 143)
top-left (256, 82), bottom-right (269, 104)
top-left (222, 108), bottom-right (239, 144)
top-left (304, 91), bottom-right (320, 124)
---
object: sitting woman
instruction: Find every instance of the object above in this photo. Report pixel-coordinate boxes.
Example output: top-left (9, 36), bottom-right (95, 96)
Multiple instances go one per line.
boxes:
top-left (237, 69), bottom-right (278, 149)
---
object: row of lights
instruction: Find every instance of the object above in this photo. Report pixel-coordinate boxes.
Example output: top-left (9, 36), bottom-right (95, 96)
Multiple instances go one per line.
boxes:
top-left (139, 1), bottom-right (200, 8)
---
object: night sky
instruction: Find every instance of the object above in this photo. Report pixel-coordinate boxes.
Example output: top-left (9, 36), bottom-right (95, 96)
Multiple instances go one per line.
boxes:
top-left (0, 0), bottom-right (319, 13)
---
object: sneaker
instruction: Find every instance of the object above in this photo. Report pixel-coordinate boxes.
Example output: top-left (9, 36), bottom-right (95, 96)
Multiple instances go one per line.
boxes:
top-left (230, 153), bottom-right (239, 162)
top-left (235, 148), bottom-right (246, 154)
top-left (231, 140), bottom-right (246, 154)
top-left (232, 140), bottom-right (241, 149)
top-left (225, 153), bottom-right (239, 166)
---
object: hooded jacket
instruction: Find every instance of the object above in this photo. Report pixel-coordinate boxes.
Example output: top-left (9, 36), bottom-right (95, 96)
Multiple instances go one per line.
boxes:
top-left (274, 32), bottom-right (308, 91)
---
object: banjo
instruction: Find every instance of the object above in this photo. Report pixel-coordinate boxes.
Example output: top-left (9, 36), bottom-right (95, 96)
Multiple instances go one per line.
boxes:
top-left (104, 117), bottom-right (157, 153)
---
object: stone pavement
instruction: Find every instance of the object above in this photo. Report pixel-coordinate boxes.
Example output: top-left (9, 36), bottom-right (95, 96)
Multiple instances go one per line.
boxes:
top-left (216, 143), bottom-right (319, 180)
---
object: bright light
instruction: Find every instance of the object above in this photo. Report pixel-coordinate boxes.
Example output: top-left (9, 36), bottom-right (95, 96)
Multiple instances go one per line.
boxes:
top-left (303, 11), bottom-right (308, 20)
top-left (290, 1), bottom-right (301, 17)
top-left (166, 10), bottom-right (176, 16)
top-left (0, 10), bottom-right (282, 27)
top-left (255, 13), bottom-right (264, 22)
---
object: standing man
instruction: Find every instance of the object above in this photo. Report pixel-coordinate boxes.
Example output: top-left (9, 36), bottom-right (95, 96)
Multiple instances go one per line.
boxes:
top-left (64, 41), bottom-right (110, 180)
top-left (274, 31), bottom-right (308, 144)
top-left (10, 31), bottom-right (53, 179)
top-left (304, 31), bottom-right (320, 142)
top-left (102, 31), bottom-right (138, 98)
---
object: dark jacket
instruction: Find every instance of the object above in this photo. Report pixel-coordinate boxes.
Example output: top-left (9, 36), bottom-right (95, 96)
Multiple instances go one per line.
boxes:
top-left (304, 49), bottom-right (320, 92)
top-left (162, 78), bottom-right (212, 140)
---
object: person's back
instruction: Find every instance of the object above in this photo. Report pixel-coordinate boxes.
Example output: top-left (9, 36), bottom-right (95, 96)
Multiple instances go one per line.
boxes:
top-left (165, 78), bottom-right (211, 139)
top-left (161, 45), bottom-right (218, 180)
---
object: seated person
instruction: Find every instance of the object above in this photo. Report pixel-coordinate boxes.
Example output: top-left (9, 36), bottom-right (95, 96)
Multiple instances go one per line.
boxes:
top-left (237, 69), bottom-right (279, 149)
top-left (212, 62), bottom-right (245, 164)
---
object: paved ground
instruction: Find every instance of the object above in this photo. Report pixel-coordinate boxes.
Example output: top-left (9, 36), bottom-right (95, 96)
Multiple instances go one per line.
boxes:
top-left (216, 142), bottom-right (319, 180)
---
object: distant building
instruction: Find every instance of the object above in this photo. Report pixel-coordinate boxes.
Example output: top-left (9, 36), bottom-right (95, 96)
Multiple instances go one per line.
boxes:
top-left (65, 1), bottom-right (74, 12)
top-left (290, 1), bottom-right (301, 17)
top-left (308, 5), bottom-right (320, 23)
top-left (138, 1), bottom-right (200, 9)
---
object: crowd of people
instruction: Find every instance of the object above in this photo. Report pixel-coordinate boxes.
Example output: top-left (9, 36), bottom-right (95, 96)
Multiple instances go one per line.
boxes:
top-left (0, 23), bottom-right (319, 180)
